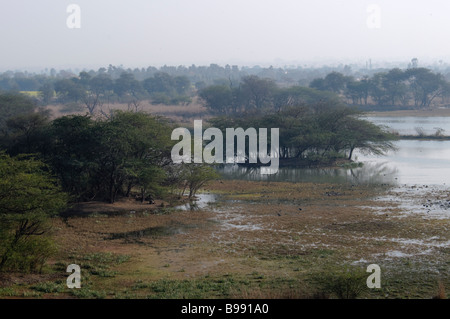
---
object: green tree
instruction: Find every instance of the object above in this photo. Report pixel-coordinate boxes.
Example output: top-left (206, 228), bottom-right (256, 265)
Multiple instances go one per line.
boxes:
top-left (198, 85), bottom-right (233, 114)
top-left (405, 68), bottom-right (445, 108)
top-left (54, 78), bottom-right (85, 103)
top-left (332, 115), bottom-right (397, 160)
top-left (143, 72), bottom-right (175, 95)
top-left (382, 68), bottom-right (408, 106)
top-left (179, 163), bottom-right (220, 199)
top-left (240, 75), bottom-right (277, 111)
top-left (46, 115), bottom-right (99, 200)
top-left (0, 153), bottom-right (67, 272)
top-left (114, 72), bottom-right (145, 99)
top-left (173, 76), bottom-right (191, 95)
top-left (323, 72), bottom-right (349, 93)
top-left (310, 72), bottom-right (350, 94)
top-left (0, 93), bottom-right (36, 132)
top-left (38, 83), bottom-right (54, 105)
top-left (345, 78), bottom-right (370, 105)
top-left (211, 101), bottom-right (397, 165)
top-left (3, 112), bottom-right (50, 155)
top-left (131, 165), bottom-right (166, 203)
top-left (82, 74), bottom-right (114, 114)
top-left (45, 112), bottom-right (174, 203)
top-left (368, 73), bottom-right (389, 106)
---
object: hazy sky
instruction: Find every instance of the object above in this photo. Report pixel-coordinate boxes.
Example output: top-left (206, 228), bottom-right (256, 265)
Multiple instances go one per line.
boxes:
top-left (2, 0), bottom-right (450, 71)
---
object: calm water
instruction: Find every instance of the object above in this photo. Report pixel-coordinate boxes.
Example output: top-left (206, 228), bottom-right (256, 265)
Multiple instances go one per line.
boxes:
top-left (217, 117), bottom-right (450, 186)
top-left (364, 116), bottom-right (450, 136)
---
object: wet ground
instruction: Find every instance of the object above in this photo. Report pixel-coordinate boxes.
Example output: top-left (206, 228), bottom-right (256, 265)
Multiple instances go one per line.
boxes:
top-left (2, 180), bottom-right (448, 299)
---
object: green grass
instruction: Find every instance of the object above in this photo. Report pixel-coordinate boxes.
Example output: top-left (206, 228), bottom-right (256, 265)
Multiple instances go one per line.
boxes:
top-left (31, 280), bottom-right (66, 294)
top-left (65, 252), bottom-right (130, 277)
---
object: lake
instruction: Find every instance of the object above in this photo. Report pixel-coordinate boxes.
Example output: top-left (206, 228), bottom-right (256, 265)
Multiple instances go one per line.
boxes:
top-left (218, 117), bottom-right (450, 186)
top-left (364, 116), bottom-right (450, 136)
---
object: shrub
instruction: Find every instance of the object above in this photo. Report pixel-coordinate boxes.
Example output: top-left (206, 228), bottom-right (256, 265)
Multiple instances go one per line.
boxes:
top-left (310, 266), bottom-right (367, 299)
top-left (1, 236), bottom-right (57, 273)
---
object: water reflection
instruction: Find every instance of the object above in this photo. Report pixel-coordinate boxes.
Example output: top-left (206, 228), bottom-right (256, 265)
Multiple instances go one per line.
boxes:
top-left (354, 140), bottom-right (450, 185)
top-left (217, 162), bottom-right (398, 185)
top-left (174, 193), bottom-right (217, 211)
top-left (217, 140), bottom-right (450, 186)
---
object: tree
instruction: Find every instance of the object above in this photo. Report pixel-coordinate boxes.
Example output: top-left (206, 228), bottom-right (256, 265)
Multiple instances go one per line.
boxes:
top-left (345, 78), bottom-right (370, 105)
top-left (54, 78), bottom-right (85, 103)
top-left (323, 72), bottom-right (349, 93)
top-left (198, 85), bottom-right (233, 114)
top-left (368, 73), bottom-right (389, 106)
top-left (46, 115), bottom-right (99, 200)
top-left (0, 153), bottom-right (67, 272)
top-left (39, 111), bottom-right (176, 203)
top-left (211, 101), bottom-right (397, 165)
top-left (333, 116), bottom-right (397, 160)
top-left (143, 73), bottom-right (191, 105)
top-left (309, 78), bottom-right (327, 91)
top-left (38, 83), bottom-right (54, 105)
top-left (179, 163), bottom-right (220, 199)
top-left (382, 68), bottom-right (408, 106)
top-left (240, 75), bottom-right (276, 111)
top-left (82, 74), bottom-right (113, 114)
top-left (173, 76), bottom-right (191, 95)
top-left (0, 93), bottom-right (36, 132)
top-left (310, 72), bottom-right (350, 94)
top-left (143, 72), bottom-right (175, 95)
top-left (405, 68), bottom-right (445, 108)
top-left (3, 112), bottom-right (50, 155)
top-left (132, 165), bottom-right (166, 203)
top-left (114, 72), bottom-right (144, 99)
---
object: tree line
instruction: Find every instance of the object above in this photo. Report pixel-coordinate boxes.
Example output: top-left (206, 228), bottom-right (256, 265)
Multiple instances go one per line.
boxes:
top-left (0, 63), bottom-right (347, 93)
top-left (51, 71), bottom-right (192, 112)
top-left (199, 75), bottom-right (339, 115)
top-left (198, 68), bottom-right (450, 117)
top-left (310, 68), bottom-right (450, 109)
top-left (3, 64), bottom-right (450, 113)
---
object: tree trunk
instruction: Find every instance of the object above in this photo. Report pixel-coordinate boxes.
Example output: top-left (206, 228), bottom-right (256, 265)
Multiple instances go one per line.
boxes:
top-left (141, 188), bottom-right (145, 203)
top-left (348, 147), bottom-right (355, 160)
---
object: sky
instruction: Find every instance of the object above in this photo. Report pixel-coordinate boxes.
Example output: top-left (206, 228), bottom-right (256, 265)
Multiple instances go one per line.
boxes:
top-left (1, 0), bottom-right (450, 71)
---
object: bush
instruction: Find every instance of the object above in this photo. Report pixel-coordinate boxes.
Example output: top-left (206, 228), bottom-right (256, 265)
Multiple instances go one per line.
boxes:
top-left (310, 266), bottom-right (367, 299)
top-left (0, 153), bottom-right (68, 273)
top-left (0, 235), bottom-right (57, 273)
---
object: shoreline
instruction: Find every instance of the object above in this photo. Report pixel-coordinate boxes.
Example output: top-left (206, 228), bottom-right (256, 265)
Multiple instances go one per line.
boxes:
top-left (364, 108), bottom-right (450, 117)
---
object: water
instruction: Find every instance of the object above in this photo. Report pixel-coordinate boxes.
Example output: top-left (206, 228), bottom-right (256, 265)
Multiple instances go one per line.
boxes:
top-left (364, 116), bottom-right (450, 136)
top-left (358, 116), bottom-right (450, 185)
top-left (218, 164), bottom-right (397, 184)
top-left (174, 193), bottom-right (218, 211)
top-left (217, 117), bottom-right (450, 186)
top-left (355, 139), bottom-right (450, 185)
